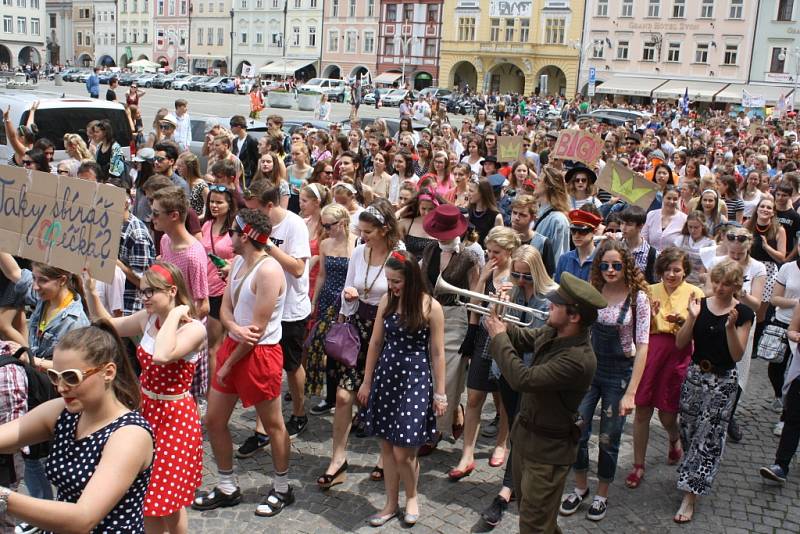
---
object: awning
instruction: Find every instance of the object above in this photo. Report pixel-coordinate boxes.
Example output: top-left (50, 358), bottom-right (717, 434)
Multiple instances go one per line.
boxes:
top-left (373, 72), bottom-right (402, 85)
top-left (595, 75), bottom-right (667, 98)
top-left (714, 83), bottom-right (794, 105)
top-left (653, 80), bottom-right (729, 102)
top-left (186, 54), bottom-right (228, 60)
top-left (258, 59), bottom-right (314, 75)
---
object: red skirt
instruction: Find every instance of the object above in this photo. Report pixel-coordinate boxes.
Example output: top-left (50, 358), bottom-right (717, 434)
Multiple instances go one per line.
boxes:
top-left (635, 333), bottom-right (692, 413)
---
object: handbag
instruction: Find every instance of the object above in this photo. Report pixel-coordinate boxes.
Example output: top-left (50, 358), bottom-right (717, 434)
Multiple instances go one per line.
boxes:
top-left (325, 320), bottom-right (360, 368)
top-left (758, 319), bottom-right (789, 363)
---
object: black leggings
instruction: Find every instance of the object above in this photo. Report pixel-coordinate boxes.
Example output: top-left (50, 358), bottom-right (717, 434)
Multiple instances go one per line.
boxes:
top-left (498, 376), bottom-right (520, 490)
top-left (769, 354), bottom-right (791, 399)
top-left (776, 378), bottom-right (800, 470)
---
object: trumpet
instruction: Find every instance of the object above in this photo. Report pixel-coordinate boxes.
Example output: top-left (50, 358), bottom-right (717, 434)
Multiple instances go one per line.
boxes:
top-left (434, 276), bottom-right (549, 327)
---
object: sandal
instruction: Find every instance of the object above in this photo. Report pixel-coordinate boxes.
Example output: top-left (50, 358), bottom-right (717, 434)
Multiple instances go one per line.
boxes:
top-left (191, 486), bottom-right (242, 511)
top-left (418, 432), bottom-right (442, 457)
top-left (255, 486), bottom-right (295, 517)
top-left (370, 466), bottom-right (384, 481)
top-left (317, 461), bottom-right (348, 489)
top-left (673, 498), bottom-right (694, 524)
top-left (452, 403), bottom-right (465, 440)
top-left (625, 464), bottom-right (645, 489)
top-left (668, 438), bottom-right (683, 465)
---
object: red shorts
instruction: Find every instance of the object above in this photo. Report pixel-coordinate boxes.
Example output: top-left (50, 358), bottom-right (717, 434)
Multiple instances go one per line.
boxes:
top-left (212, 337), bottom-right (283, 407)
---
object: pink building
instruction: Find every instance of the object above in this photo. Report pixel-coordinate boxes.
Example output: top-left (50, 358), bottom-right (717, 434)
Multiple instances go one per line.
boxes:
top-left (153, 0), bottom-right (190, 69)
top-left (320, 0), bottom-right (379, 81)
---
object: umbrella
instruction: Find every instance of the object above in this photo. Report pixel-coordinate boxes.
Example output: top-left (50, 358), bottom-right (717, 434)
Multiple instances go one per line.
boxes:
top-left (129, 59), bottom-right (160, 69)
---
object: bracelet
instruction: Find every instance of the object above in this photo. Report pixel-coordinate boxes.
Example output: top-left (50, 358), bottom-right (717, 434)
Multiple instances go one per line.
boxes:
top-left (433, 393), bottom-right (447, 403)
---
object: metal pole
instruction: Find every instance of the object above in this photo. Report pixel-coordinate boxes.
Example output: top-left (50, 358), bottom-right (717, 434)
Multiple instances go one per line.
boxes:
top-left (795, 50), bottom-right (799, 113)
top-left (401, 38), bottom-right (405, 89)
top-left (229, 9), bottom-right (234, 75)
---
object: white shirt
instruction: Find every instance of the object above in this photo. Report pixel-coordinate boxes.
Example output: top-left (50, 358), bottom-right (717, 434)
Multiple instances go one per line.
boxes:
top-left (642, 209), bottom-right (688, 253)
top-left (340, 244), bottom-right (389, 316)
top-left (269, 211), bottom-right (312, 321)
top-left (774, 261), bottom-right (800, 323)
top-left (95, 265), bottom-right (126, 316)
top-left (174, 112), bottom-right (192, 152)
top-left (230, 256), bottom-right (285, 344)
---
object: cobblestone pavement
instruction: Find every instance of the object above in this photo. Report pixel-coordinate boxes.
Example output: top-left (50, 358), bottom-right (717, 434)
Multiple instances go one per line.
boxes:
top-left (189, 359), bottom-right (798, 533)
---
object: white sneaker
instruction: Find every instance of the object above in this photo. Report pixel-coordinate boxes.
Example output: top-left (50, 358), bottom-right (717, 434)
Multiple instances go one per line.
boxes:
top-left (771, 398), bottom-right (784, 413)
top-left (774, 421), bottom-right (785, 437)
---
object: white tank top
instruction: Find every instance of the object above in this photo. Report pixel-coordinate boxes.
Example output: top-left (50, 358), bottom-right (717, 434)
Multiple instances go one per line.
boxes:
top-left (230, 255), bottom-right (285, 345)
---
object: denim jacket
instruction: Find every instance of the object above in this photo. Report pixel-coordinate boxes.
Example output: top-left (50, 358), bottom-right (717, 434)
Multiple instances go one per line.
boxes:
top-left (490, 291), bottom-right (550, 379)
top-left (15, 270), bottom-right (90, 359)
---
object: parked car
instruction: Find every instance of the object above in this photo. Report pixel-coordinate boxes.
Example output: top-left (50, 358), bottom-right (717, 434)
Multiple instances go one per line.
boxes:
top-left (188, 76), bottom-right (213, 91)
top-left (362, 88), bottom-right (390, 106)
top-left (75, 70), bottom-right (93, 83)
top-left (117, 72), bottom-right (139, 86)
top-left (150, 73), bottom-right (172, 89)
top-left (335, 118), bottom-right (424, 138)
top-left (587, 108), bottom-right (651, 122)
top-left (281, 119), bottom-right (332, 135)
top-left (165, 73), bottom-right (191, 89)
top-left (199, 76), bottom-right (235, 93)
top-left (380, 89), bottom-right (420, 107)
top-left (297, 78), bottom-right (347, 102)
top-left (237, 78), bottom-right (257, 95)
top-left (172, 75), bottom-right (203, 91)
top-left (419, 87), bottom-right (452, 100)
top-left (136, 73), bottom-right (158, 87)
top-left (58, 67), bottom-right (80, 81)
top-left (63, 69), bottom-right (87, 82)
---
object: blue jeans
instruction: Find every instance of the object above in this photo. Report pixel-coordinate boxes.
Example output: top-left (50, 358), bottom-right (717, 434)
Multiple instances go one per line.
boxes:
top-left (24, 457), bottom-right (53, 500)
top-left (574, 358), bottom-right (632, 482)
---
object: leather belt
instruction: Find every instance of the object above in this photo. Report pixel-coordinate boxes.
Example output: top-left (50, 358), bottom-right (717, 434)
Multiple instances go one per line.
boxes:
top-left (142, 388), bottom-right (191, 401)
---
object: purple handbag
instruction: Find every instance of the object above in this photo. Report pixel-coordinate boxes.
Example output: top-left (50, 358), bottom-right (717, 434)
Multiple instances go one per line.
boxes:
top-left (325, 320), bottom-right (360, 368)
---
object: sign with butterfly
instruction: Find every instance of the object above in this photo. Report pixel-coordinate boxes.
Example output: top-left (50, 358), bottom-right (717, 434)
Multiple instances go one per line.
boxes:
top-left (595, 160), bottom-right (658, 210)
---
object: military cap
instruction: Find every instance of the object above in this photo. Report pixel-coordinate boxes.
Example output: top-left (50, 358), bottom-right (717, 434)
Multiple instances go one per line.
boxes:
top-left (545, 272), bottom-right (607, 314)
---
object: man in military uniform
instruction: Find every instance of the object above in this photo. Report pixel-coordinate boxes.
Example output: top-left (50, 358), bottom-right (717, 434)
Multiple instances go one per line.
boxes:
top-left (485, 272), bottom-right (606, 534)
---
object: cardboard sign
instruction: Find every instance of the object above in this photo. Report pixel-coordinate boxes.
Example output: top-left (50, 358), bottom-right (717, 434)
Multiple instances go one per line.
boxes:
top-left (497, 136), bottom-right (523, 162)
top-left (551, 130), bottom-right (603, 167)
top-left (0, 165), bottom-right (126, 283)
top-left (595, 160), bottom-right (658, 210)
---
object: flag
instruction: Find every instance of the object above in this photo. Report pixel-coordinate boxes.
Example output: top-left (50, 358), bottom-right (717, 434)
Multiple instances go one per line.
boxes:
top-left (777, 93), bottom-right (786, 117)
top-left (682, 87), bottom-right (690, 115)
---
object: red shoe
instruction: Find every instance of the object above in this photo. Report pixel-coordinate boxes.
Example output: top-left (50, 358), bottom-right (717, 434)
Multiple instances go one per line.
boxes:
top-left (417, 432), bottom-right (442, 457)
top-left (625, 464), bottom-right (645, 489)
top-left (448, 462), bottom-right (476, 481)
top-left (488, 447), bottom-right (506, 468)
top-left (667, 438), bottom-right (683, 465)
top-left (452, 404), bottom-right (465, 441)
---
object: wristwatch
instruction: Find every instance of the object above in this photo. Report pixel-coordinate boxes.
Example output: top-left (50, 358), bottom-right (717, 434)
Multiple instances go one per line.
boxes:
top-left (0, 486), bottom-right (12, 515)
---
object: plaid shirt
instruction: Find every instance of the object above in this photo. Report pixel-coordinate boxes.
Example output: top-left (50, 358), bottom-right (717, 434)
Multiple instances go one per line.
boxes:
top-left (628, 151), bottom-right (648, 173)
top-left (0, 364), bottom-right (26, 424)
top-left (119, 213), bottom-right (155, 316)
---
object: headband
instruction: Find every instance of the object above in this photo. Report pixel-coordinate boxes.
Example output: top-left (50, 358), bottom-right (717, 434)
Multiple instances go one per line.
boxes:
top-left (390, 251), bottom-right (405, 262)
top-left (308, 183), bottom-right (321, 201)
top-left (335, 182), bottom-right (357, 195)
top-left (148, 264), bottom-right (174, 285)
top-left (417, 193), bottom-right (439, 207)
top-left (234, 214), bottom-right (270, 245)
top-left (701, 188), bottom-right (718, 198)
top-left (364, 205), bottom-right (385, 225)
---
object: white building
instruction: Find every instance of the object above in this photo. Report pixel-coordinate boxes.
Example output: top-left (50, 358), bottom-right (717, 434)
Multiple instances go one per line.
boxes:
top-left (231, 0), bottom-right (286, 75)
top-left (117, 0), bottom-right (154, 68)
top-left (1, 0), bottom-right (47, 68)
top-left (93, 0), bottom-right (117, 66)
top-left (46, 0), bottom-right (74, 67)
top-left (188, 0), bottom-right (234, 74)
top-left (281, 0), bottom-right (322, 79)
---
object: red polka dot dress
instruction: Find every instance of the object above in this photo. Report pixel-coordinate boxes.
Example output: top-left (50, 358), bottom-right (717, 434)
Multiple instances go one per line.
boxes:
top-left (137, 315), bottom-right (204, 517)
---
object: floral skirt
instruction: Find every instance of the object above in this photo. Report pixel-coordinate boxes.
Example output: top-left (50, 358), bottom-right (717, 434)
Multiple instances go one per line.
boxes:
top-left (304, 306), bottom-right (337, 397)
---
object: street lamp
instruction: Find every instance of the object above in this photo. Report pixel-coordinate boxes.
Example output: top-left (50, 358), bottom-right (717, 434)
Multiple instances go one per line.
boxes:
top-left (779, 47), bottom-right (800, 112)
top-left (399, 36), bottom-right (416, 90)
top-left (229, 9), bottom-right (234, 76)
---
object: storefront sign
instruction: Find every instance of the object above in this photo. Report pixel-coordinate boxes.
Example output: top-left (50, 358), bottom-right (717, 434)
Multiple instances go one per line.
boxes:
top-left (489, 0), bottom-right (532, 17)
top-left (627, 22), bottom-right (699, 31)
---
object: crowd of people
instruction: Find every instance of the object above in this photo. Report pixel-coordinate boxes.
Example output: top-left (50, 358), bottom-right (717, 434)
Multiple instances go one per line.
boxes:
top-left (0, 91), bottom-right (800, 534)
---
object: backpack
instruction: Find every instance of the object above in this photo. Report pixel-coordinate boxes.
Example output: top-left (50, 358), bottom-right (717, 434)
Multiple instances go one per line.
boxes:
top-left (0, 347), bottom-right (60, 459)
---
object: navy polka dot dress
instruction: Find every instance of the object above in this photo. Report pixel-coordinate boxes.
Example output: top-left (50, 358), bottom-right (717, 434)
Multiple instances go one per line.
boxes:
top-left (45, 409), bottom-right (153, 533)
top-left (362, 313), bottom-right (436, 448)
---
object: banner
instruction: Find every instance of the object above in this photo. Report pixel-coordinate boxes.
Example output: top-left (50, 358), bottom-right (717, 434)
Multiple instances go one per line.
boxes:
top-left (0, 166), bottom-right (126, 284)
top-left (241, 64), bottom-right (255, 78)
top-left (551, 129), bottom-right (603, 167)
top-left (595, 160), bottom-right (658, 210)
top-left (497, 136), bottom-right (523, 162)
top-left (742, 90), bottom-right (765, 109)
top-left (489, 0), bottom-right (532, 17)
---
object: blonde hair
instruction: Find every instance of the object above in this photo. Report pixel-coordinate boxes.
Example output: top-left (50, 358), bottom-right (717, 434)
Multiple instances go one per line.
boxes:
top-left (320, 203), bottom-right (351, 241)
top-left (485, 226), bottom-right (521, 252)
top-left (63, 133), bottom-right (93, 160)
top-left (141, 261), bottom-right (197, 318)
top-left (511, 245), bottom-right (557, 295)
top-left (301, 183), bottom-right (331, 207)
top-left (710, 258), bottom-right (744, 289)
top-left (511, 194), bottom-right (537, 217)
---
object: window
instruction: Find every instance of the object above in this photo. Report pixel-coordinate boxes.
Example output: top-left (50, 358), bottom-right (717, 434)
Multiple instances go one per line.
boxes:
top-left (617, 40), bottom-right (629, 59)
top-left (77, 31), bottom-right (82, 44)
top-left (2, 0), bottom-right (10, 5)
top-left (257, 0), bottom-right (262, 6)
top-left (592, 40), bottom-right (604, 58)
top-left (217, 27), bottom-right (223, 45)
top-left (505, 19), bottom-right (514, 41)
top-left (363, 31), bottom-right (374, 53)
top-left (643, 42), bottom-right (656, 61)
top-left (310, 0), bottom-right (316, 6)
top-left (207, 29), bottom-right (213, 45)
top-left (673, 0), bottom-right (685, 17)
top-left (143, 0), bottom-right (148, 13)
top-left (132, 29), bottom-right (137, 43)
top-left (30, 0), bottom-right (37, 7)
top-left (458, 17), bottom-right (475, 41)
top-left (328, 30), bottom-right (338, 51)
top-left (729, 0), bottom-right (743, 18)
top-left (16, 17), bottom-right (25, 34)
top-left (667, 42), bottom-right (680, 61)
top-left (272, 0), bottom-right (278, 6)
top-left (348, 0), bottom-right (355, 16)
top-left (700, 0), bottom-right (714, 18)
top-left (121, 0), bottom-right (127, 13)
top-left (544, 18), bottom-right (565, 44)
top-left (241, 32), bottom-right (247, 43)
top-left (648, 0), bottom-right (660, 17)
top-left (778, 0), bottom-right (794, 21)
top-left (132, 0), bottom-right (137, 11)
top-left (85, 35), bottom-right (90, 46)
top-left (219, 2), bottom-right (223, 11)
top-left (31, 18), bottom-right (39, 35)
top-left (180, 0), bottom-right (187, 14)
top-left (168, 0), bottom-right (174, 15)
top-left (294, 0), bottom-right (300, 7)
top-left (345, 30), bottom-right (356, 52)
top-left (695, 43), bottom-right (709, 63)
top-left (403, 3), bottom-right (413, 21)
top-left (143, 28), bottom-right (148, 42)
top-left (271, 32), bottom-right (281, 46)
top-left (425, 38), bottom-right (435, 57)
top-left (197, 27), bottom-right (203, 44)
top-left (209, 1), bottom-right (213, 10)
top-left (256, 32), bottom-right (263, 44)
top-left (520, 19), bottom-right (530, 42)
top-left (122, 28), bottom-right (128, 43)
top-left (490, 18), bottom-right (500, 41)
top-left (386, 4), bottom-right (397, 20)
top-left (15, 0), bottom-right (24, 7)
top-left (367, 0), bottom-right (374, 17)
top-left (621, 0), bottom-right (633, 17)
top-left (308, 27), bottom-right (316, 47)
top-left (384, 37), bottom-right (394, 56)
top-left (198, 2), bottom-right (203, 11)
top-left (724, 44), bottom-right (738, 65)
top-left (596, 0), bottom-right (608, 16)
top-left (771, 47), bottom-right (786, 72)
top-left (426, 4), bottom-right (438, 22)
top-left (241, 0), bottom-right (247, 7)
top-left (3, 16), bottom-right (11, 33)
top-left (49, 14), bottom-right (56, 28)
top-left (331, 0), bottom-right (338, 16)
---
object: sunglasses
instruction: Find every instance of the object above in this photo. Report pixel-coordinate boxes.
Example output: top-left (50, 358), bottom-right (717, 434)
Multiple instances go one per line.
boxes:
top-left (153, 156), bottom-right (168, 162)
top-left (573, 177), bottom-right (588, 184)
top-left (570, 226), bottom-right (593, 235)
top-left (726, 233), bottom-right (749, 243)
top-left (321, 221), bottom-right (339, 230)
top-left (46, 365), bottom-right (106, 388)
top-left (321, 170), bottom-right (334, 175)
top-left (159, 123), bottom-right (174, 130)
top-left (599, 261), bottom-right (624, 272)
top-left (510, 271), bottom-right (534, 281)
top-left (227, 227), bottom-right (243, 237)
top-left (57, 168), bottom-right (70, 175)
top-left (209, 184), bottom-right (229, 193)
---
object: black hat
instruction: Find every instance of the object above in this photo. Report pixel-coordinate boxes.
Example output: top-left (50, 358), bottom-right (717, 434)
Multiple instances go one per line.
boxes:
top-left (625, 132), bottom-right (641, 144)
top-left (480, 156), bottom-right (498, 165)
top-left (564, 163), bottom-right (597, 184)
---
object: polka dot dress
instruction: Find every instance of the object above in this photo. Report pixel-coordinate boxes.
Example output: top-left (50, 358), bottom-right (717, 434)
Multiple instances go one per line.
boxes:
top-left (361, 313), bottom-right (436, 448)
top-left (45, 410), bottom-right (152, 533)
top-left (136, 316), bottom-right (203, 517)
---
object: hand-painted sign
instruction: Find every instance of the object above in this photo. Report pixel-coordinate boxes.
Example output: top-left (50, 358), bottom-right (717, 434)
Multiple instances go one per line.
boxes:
top-left (0, 165), bottom-right (125, 283)
top-left (497, 136), bottom-right (524, 162)
top-left (595, 160), bottom-right (658, 209)
top-left (551, 129), bottom-right (604, 167)
top-left (489, 0), bottom-right (532, 17)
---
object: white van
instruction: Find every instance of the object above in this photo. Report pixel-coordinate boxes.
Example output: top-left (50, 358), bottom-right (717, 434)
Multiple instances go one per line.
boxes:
top-left (297, 78), bottom-right (347, 102)
top-left (0, 90), bottom-right (132, 163)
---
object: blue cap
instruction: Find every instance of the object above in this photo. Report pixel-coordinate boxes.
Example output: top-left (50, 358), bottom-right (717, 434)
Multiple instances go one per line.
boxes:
top-left (488, 174), bottom-right (507, 188)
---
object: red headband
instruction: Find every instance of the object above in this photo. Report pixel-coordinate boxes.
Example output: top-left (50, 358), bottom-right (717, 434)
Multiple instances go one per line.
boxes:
top-left (390, 251), bottom-right (405, 262)
top-left (417, 193), bottom-right (439, 206)
top-left (148, 264), bottom-right (174, 285)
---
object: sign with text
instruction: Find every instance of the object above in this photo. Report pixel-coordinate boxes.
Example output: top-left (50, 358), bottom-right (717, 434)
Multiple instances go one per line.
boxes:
top-left (489, 0), bottom-right (532, 17)
top-left (596, 160), bottom-right (658, 210)
top-left (551, 129), bottom-right (603, 167)
top-left (497, 136), bottom-right (524, 162)
top-left (0, 165), bottom-right (125, 283)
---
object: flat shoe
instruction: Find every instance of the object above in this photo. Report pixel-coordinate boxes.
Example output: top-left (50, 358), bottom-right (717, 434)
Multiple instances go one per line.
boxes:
top-left (448, 461), bottom-right (476, 481)
top-left (370, 466), bottom-right (384, 481)
top-left (403, 511), bottom-right (419, 525)
top-left (368, 511), bottom-right (397, 527)
top-left (489, 448), bottom-right (506, 468)
top-left (191, 486), bottom-right (242, 511)
top-left (452, 403), bottom-right (465, 440)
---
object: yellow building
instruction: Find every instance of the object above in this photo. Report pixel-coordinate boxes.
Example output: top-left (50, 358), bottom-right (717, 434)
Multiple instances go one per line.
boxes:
top-left (439, 0), bottom-right (584, 97)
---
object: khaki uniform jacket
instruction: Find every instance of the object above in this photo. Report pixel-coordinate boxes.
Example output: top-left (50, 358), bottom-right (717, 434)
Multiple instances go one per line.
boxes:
top-left (490, 324), bottom-right (596, 466)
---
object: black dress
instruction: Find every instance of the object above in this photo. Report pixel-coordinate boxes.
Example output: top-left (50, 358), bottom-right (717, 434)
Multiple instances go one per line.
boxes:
top-left (469, 208), bottom-right (499, 247)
